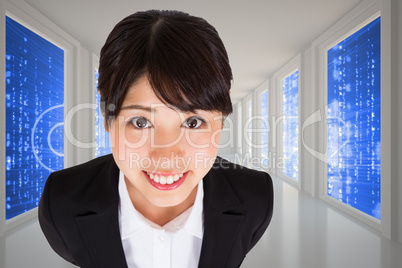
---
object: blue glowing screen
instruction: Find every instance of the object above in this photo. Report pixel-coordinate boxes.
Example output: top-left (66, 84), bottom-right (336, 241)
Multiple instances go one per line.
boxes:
top-left (282, 70), bottom-right (299, 180)
top-left (94, 69), bottom-right (112, 157)
top-left (5, 16), bottom-right (64, 220)
top-left (327, 17), bottom-right (381, 219)
top-left (261, 91), bottom-right (268, 166)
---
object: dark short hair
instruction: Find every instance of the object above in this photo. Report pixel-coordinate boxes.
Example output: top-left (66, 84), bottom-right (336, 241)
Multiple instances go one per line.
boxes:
top-left (98, 10), bottom-right (233, 125)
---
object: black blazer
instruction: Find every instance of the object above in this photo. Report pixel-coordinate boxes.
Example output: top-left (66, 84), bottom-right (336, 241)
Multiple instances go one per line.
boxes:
top-left (39, 154), bottom-right (273, 268)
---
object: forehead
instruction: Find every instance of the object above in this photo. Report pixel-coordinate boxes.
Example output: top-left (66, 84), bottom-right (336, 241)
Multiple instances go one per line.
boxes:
top-left (122, 77), bottom-right (158, 105)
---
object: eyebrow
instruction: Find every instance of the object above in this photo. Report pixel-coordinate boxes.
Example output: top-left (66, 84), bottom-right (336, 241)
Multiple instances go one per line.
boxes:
top-left (120, 104), bottom-right (154, 112)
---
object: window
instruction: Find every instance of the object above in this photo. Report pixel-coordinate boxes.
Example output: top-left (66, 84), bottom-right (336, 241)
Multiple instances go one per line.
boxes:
top-left (248, 100), bottom-right (252, 157)
top-left (94, 69), bottom-right (112, 157)
top-left (260, 90), bottom-right (269, 167)
top-left (241, 96), bottom-right (253, 167)
top-left (282, 70), bottom-right (299, 180)
top-left (254, 84), bottom-right (269, 170)
top-left (326, 16), bottom-right (381, 220)
top-left (237, 102), bottom-right (242, 155)
top-left (5, 16), bottom-right (64, 220)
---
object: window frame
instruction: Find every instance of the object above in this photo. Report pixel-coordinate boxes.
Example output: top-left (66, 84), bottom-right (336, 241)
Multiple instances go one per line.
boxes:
top-left (242, 93), bottom-right (253, 167)
top-left (313, 0), bottom-right (392, 237)
top-left (255, 80), bottom-right (269, 172)
top-left (1, 0), bottom-right (79, 234)
top-left (236, 101), bottom-right (242, 157)
top-left (273, 54), bottom-right (302, 189)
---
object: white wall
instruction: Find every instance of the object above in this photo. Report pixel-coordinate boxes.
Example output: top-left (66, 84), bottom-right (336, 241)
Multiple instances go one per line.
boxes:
top-left (0, 219), bottom-right (75, 268)
top-left (73, 47), bottom-right (95, 165)
top-left (395, 0), bottom-right (402, 244)
top-left (299, 46), bottom-right (319, 196)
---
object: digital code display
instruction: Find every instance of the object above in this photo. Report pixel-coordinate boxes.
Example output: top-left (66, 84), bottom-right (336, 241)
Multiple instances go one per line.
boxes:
top-left (5, 16), bottom-right (64, 220)
top-left (327, 17), bottom-right (381, 219)
top-left (94, 69), bottom-right (112, 157)
top-left (282, 70), bottom-right (299, 180)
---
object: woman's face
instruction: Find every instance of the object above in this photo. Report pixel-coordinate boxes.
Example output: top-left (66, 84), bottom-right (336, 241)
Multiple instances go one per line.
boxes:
top-left (106, 76), bottom-right (223, 207)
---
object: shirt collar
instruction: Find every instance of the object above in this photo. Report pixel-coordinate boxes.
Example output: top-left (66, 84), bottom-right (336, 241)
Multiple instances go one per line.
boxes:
top-left (118, 170), bottom-right (148, 239)
top-left (181, 179), bottom-right (204, 239)
top-left (118, 170), bottom-right (204, 240)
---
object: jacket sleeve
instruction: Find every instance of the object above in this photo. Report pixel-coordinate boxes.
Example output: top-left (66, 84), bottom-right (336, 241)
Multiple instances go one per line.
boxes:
top-left (38, 173), bottom-right (76, 265)
top-left (248, 172), bottom-right (274, 251)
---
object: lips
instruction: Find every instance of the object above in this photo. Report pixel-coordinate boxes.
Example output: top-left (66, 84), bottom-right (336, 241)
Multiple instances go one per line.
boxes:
top-left (143, 170), bottom-right (189, 191)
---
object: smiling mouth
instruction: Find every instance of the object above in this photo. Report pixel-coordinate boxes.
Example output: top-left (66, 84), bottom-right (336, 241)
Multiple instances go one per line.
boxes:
top-left (143, 170), bottom-right (189, 190)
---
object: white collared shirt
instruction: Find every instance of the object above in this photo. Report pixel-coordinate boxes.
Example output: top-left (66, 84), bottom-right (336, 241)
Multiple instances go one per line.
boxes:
top-left (118, 170), bottom-right (204, 268)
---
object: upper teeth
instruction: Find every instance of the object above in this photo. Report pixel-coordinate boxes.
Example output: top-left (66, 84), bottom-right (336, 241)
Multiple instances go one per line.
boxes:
top-left (146, 172), bottom-right (184, 185)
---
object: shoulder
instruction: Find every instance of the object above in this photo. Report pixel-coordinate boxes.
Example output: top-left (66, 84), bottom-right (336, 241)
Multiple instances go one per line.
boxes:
top-left (212, 155), bottom-right (273, 197)
top-left (205, 156), bottom-right (274, 254)
top-left (50, 153), bottom-right (115, 182)
top-left (213, 155), bottom-right (270, 178)
top-left (38, 154), bottom-right (118, 265)
top-left (48, 154), bottom-right (115, 189)
top-left (207, 156), bottom-right (274, 217)
top-left (41, 154), bottom-right (118, 210)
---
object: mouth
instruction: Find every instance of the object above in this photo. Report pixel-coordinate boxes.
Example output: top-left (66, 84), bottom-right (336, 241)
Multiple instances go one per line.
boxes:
top-left (142, 170), bottom-right (189, 191)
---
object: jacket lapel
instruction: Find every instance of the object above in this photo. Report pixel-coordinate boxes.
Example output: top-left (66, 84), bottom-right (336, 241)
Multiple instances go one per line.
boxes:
top-left (75, 156), bottom-right (128, 268)
top-left (198, 163), bottom-right (245, 268)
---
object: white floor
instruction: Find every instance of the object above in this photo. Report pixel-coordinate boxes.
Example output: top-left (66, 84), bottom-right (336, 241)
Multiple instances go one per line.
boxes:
top-left (2, 175), bottom-right (402, 268)
top-left (242, 176), bottom-right (402, 268)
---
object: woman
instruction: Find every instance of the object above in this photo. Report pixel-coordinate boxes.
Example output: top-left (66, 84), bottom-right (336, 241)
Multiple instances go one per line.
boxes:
top-left (39, 10), bottom-right (273, 268)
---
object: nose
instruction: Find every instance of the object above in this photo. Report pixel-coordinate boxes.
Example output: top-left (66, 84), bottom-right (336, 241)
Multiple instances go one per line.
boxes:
top-left (148, 127), bottom-right (185, 159)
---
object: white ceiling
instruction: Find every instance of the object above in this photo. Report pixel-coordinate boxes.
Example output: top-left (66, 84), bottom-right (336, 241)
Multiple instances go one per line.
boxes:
top-left (23, 0), bottom-right (362, 102)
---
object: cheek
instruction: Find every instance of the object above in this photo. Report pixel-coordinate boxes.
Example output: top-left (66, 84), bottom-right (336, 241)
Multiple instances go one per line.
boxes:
top-left (110, 125), bottom-right (151, 161)
top-left (185, 132), bottom-right (211, 147)
top-left (118, 127), bottom-right (150, 148)
top-left (185, 130), bottom-right (221, 157)
top-left (185, 125), bottom-right (222, 147)
top-left (211, 131), bottom-right (221, 148)
top-left (205, 132), bottom-right (220, 157)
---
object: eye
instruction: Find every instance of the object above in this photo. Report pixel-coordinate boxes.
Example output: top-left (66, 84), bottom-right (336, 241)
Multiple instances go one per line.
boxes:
top-left (183, 116), bottom-right (206, 129)
top-left (130, 117), bottom-right (153, 129)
